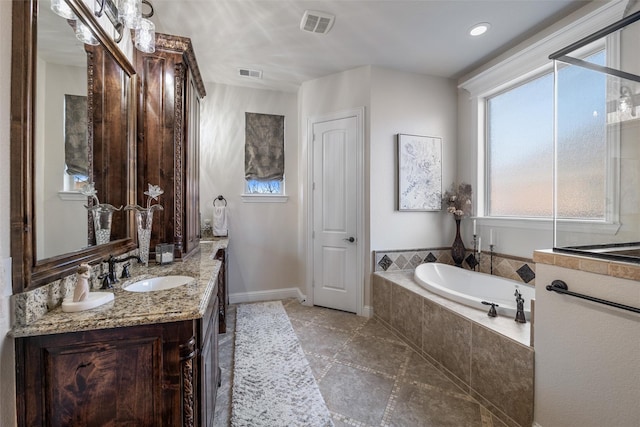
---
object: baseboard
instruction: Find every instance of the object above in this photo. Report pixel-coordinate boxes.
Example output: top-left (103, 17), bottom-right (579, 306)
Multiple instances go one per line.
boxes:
top-left (230, 287), bottom-right (306, 305)
top-left (362, 305), bottom-right (373, 318)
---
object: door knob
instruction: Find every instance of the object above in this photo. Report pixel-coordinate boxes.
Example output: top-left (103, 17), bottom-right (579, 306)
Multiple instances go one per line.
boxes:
top-left (343, 237), bottom-right (356, 243)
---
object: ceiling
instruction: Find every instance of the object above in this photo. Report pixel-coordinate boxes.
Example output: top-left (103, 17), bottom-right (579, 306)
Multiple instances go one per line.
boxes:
top-left (147, 0), bottom-right (598, 93)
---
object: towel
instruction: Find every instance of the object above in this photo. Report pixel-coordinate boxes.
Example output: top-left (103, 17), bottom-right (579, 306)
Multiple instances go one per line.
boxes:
top-left (213, 206), bottom-right (228, 237)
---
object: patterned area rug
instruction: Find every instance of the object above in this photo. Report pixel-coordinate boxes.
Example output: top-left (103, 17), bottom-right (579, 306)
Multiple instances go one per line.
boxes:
top-left (231, 301), bottom-right (334, 427)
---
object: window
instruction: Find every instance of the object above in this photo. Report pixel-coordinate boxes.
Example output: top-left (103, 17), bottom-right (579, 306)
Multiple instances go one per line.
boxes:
top-left (242, 112), bottom-right (287, 202)
top-left (486, 50), bottom-right (607, 220)
top-left (245, 178), bottom-right (283, 194)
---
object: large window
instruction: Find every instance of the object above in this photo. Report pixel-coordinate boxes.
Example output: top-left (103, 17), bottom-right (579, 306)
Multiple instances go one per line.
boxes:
top-left (486, 50), bottom-right (606, 219)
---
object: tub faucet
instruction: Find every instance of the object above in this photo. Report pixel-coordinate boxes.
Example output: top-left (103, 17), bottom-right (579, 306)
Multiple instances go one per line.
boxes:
top-left (481, 301), bottom-right (499, 317)
top-left (514, 289), bottom-right (526, 323)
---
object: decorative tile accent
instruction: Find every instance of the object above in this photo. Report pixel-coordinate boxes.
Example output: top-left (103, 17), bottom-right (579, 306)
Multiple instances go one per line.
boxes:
top-left (465, 254), bottom-right (479, 270)
top-left (409, 254), bottom-right (423, 269)
top-left (395, 254), bottom-right (409, 270)
top-left (516, 264), bottom-right (535, 283)
top-left (425, 252), bottom-right (438, 263)
top-left (378, 255), bottom-right (393, 271)
top-left (373, 249), bottom-right (535, 286)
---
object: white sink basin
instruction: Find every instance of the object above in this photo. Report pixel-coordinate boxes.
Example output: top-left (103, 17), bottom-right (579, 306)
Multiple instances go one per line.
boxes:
top-left (124, 275), bottom-right (194, 292)
top-left (62, 292), bottom-right (114, 312)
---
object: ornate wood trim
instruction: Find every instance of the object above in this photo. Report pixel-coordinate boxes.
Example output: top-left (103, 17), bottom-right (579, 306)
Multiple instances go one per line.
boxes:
top-left (155, 33), bottom-right (206, 98)
top-left (174, 63), bottom-right (185, 253)
top-left (180, 336), bottom-right (197, 427)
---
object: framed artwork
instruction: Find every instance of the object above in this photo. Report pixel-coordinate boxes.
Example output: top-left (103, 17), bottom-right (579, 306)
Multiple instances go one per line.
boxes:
top-left (397, 134), bottom-right (442, 211)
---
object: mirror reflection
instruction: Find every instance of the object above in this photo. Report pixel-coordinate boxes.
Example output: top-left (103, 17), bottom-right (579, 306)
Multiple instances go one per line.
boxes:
top-left (35, 2), bottom-right (129, 260)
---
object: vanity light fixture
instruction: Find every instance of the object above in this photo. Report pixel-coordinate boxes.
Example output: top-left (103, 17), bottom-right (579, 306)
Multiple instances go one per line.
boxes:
top-left (51, 0), bottom-right (76, 20)
top-left (74, 20), bottom-right (100, 45)
top-left (469, 22), bottom-right (491, 37)
top-left (118, 0), bottom-right (143, 30)
top-left (135, 18), bottom-right (156, 53)
top-left (51, 0), bottom-right (156, 51)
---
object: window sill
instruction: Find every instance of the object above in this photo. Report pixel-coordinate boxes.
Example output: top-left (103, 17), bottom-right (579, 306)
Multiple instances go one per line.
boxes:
top-left (241, 194), bottom-right (288, 203)
top-left (475, 216), bottom-right (621, 235)
top-left (58, 191), bottom-right (86, 201)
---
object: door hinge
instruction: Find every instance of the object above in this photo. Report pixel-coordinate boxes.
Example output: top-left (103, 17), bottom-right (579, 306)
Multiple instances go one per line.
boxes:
top-left (312, 182), bottom-right (316, 190)
top-left (312, 231), bottom-right (315, 238)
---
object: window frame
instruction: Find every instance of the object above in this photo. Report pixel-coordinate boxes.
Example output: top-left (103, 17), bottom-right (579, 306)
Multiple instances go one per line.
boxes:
top-left (458, 2), bottom-right (626, 234)
top-left (241, 177), bottom-right (288, 203)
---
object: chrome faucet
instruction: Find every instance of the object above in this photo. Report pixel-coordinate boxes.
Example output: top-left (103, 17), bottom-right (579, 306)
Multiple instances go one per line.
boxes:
top-left (514, 289), bottom-right (526, 323)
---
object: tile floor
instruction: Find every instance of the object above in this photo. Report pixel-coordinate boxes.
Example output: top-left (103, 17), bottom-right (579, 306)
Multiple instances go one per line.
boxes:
top-left (214, 300), bottom-right (508, 427)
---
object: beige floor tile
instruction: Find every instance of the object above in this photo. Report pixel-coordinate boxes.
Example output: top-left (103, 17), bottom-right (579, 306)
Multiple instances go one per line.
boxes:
top-left (214, 300), bottom-right (496, 427)
top-left (319, 363), bottom-right (395, 426)
top-left (335, 333), bottom-right (408, 377)
top-left (388, 382), bottom-right (483, 427)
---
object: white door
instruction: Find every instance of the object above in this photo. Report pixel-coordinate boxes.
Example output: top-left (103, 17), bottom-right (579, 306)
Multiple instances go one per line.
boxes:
top-left (312, 116), bottom-right (358, 313)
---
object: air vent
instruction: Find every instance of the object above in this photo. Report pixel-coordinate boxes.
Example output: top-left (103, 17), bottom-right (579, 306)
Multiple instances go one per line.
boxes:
top-left (238, 68), bottom-right (263, 79)
top-left (300, 10), bottom-right (335, 34)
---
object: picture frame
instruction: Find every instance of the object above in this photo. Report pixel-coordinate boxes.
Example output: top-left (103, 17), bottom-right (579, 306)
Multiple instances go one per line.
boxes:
top-left (397, 133), bottom-right (442, 211)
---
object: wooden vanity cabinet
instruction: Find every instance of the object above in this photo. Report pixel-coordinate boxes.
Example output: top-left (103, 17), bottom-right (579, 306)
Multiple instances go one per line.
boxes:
top-left (215, 247), bottom-right (229, 333)
top-left (135, 33), bottom-right (206, 260)
top-left (15, 294), bottom-right (219, 426)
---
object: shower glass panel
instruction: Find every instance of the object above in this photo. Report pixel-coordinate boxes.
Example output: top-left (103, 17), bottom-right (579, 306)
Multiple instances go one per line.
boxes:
top-left (552, 10), bottom-right (640, 263)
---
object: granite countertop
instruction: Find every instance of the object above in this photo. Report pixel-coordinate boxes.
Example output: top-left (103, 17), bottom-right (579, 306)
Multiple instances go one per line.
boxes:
top-left (10, 239), bottom-right (228, 338)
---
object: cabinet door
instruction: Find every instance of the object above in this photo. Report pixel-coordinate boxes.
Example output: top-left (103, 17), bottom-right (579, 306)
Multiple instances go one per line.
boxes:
top-left (200, 297), bottom-right (220, 427)
top-left (17, 330), bottom-right (163, 426)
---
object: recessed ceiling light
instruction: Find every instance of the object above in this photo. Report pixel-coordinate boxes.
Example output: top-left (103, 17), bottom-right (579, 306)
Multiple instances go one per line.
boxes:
top-left (469, 22), bottom-right (491, 37)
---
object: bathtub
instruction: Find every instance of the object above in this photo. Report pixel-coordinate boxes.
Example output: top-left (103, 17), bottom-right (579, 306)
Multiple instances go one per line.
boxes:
top-left (414, 263), bottom-right (535, 318)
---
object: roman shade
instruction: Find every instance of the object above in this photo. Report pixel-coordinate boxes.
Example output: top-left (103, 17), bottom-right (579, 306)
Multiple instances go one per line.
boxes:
top-left (245, 112), bottom-right (284, 181)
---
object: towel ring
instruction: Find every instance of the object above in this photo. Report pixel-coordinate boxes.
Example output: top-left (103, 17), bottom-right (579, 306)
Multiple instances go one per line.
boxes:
top-left (214, 195), bottom-right (227, 207)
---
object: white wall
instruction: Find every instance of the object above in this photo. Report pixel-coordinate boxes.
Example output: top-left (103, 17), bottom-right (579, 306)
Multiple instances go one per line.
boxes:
top-left (534, 263), bottom-right (640, 427)
top-left (38, 61), bottom-right (88, 259)
top-left (298, 66), bottom-right (459, 308)
top-left (0, 1), bottom-right (17, 425)
top-left (369, 67), bottom-right (458, 251)
top-left (199, 82), bottom-right (300, 299)
top-left (298, 66), bottom-right (372, 306)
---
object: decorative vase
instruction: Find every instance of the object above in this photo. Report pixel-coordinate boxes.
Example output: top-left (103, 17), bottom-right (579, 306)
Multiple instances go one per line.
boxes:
top-left (451, 218), bottom-right (466, 267)
top-left (125, 204), bottom-right (163, 266)
top-left (88, 204), bottom-right (121, 245)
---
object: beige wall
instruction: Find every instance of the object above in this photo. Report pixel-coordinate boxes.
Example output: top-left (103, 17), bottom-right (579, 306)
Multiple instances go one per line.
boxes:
top-left (1, 1), bottom-right (17, 425)
top-left (199, 82), bottom-right (300, 299)
top-left (534, 263), bottom-right (640, 426)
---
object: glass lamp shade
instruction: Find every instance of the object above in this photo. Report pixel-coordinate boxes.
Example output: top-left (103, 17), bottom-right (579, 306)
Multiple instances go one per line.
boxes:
top-left (135, 19), bottom-right (155, 53)
top-left (51, 0), bottom-right (76, 20)
top-left (119, 0), bottom-right (142, 29)
top-left (75, 21), bottom-right (100, 45)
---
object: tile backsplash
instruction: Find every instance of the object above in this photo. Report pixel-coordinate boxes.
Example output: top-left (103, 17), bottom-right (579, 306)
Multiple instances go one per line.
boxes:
top-left (373, 248), bottom-right (536, 286)
top-left (12, 250), bottom-right (140, 326)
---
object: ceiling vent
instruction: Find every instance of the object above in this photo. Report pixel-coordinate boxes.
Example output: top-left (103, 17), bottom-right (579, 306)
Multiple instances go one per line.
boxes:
top-left (238, 68), bottom-right (263, 79)
top-left (300, 10), bottom-right (335, 34)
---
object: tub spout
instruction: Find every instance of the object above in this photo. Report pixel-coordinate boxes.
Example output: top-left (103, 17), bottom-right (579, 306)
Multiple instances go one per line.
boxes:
top-left (481, 301), bottom-right (499, 317)
top-left (514, 290), bottom-right (526, 323)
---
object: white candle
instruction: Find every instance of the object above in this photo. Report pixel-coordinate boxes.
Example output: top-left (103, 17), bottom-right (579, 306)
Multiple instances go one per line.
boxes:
top-left (473, 219), bottom-right (477, 235)
top-left (490, 229), bottom-right (494, 245)
top-left (478, 237), bottom-right (482, 254)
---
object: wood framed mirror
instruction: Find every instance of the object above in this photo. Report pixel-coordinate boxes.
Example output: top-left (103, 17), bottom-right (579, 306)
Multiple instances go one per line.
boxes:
top-left (10, 0), bottom-right (137, 294)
